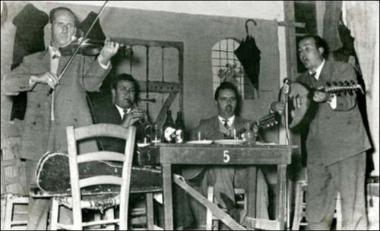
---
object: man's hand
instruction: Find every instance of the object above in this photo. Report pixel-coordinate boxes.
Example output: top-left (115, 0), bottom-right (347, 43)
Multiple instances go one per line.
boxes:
top-left (30, 72), bottom-right (59, 89)
top-left (252, 123), bottom-right (259, 135)
top-left (313, 90), bottom-right (330, 102)
top-left (270, 102), bottom-right (285, 114)
top-left (121, 108), bottom-right (146, 128)
top-left (98, 37), bottom-right (119, 66)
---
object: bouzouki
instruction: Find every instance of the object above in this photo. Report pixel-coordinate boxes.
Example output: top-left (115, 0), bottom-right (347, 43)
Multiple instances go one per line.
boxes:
top-left (181, 112), bottom-right (281, 180)
top-left (282, 80), bottom-right (364, 129)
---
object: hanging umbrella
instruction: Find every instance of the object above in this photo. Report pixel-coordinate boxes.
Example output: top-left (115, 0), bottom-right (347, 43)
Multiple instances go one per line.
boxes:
top-left (234, 19), bottom-right (261, 91)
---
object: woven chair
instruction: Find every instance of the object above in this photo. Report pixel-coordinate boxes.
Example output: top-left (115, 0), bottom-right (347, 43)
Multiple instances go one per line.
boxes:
top-left (49, 124), bottom-right (161, 230)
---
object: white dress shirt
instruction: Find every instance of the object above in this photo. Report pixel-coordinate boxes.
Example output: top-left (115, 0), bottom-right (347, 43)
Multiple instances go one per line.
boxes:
top-left (49, 46), bottom-right (61, 75)
top-left (218, 115), bottom-right (235, 127)
top-left (115, 104), bottom-right (131, 119)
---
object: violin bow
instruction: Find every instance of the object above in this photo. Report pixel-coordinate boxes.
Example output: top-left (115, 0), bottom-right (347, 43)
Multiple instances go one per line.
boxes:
top-left (48, 0), bottom-right (109, 95)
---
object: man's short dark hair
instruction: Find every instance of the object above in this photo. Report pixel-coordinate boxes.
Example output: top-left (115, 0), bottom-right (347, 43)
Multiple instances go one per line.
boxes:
top-left (299, 34), bottom-right (330, 59)
top-left (49, 7), bottom-right (79, 26)
top-left (111, 73), bottom-right (140, 101)
top-left (214, 81), bottom-right (241, 115)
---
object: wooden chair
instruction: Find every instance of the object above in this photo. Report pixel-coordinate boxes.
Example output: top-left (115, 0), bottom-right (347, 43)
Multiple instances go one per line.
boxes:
top-left (2, 193), bottom-right (29, 230)
top-left (206, 187), bottom-right (247, 230)
top-left (49, 124), bottom-right (155, 230)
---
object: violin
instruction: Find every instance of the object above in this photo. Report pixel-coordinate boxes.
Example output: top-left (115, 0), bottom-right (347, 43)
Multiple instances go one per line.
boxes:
top-left (59, 38), bottom-right (126, 56)
top-left (48, 0), bottom-right (109, 95)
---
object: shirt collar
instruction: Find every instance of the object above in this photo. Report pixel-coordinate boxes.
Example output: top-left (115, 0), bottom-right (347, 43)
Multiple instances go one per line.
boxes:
top-left (218, 115), bottom-right (235, 127)
top-left (309, 59), bottom-right (325, 80)
top-left (115, 104), bottom-right (131, 118)
top-left (48, 46), bottom-right (61, 58)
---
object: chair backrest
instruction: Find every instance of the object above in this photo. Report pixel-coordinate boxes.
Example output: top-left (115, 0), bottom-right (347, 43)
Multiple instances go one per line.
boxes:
top-left (66, 123), bottom-right (137, 230)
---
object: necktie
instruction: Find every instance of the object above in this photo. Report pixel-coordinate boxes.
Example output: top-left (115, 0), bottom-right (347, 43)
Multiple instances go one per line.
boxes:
top-left (310, 71), bottom-right (316, 79)
top-left (122, 109), bottom-right (129, 121)
top-left (51, 49), bottom-right (61, 59)
top-left (223, 119), bottom-right (229, 129)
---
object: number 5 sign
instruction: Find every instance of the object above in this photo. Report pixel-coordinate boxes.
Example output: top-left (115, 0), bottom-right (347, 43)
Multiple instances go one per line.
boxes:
top-left (223, 150), bottom-right (230, 163)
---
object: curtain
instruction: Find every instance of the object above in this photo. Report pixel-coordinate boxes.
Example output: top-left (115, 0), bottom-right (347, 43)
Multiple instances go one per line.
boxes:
top-left (323, 1), bottom-right (343, 51)
top-left (342, 1), bottom-right (379, 176)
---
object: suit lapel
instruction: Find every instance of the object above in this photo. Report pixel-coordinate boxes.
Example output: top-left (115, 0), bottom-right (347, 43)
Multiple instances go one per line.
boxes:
top-left (112, 105), bottom-right (123, 124)
top-left (319, 60), bottom-right (332, 84)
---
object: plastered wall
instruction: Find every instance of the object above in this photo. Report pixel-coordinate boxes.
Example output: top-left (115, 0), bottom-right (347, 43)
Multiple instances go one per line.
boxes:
top-left (1, 1), bottom-right (286, 143)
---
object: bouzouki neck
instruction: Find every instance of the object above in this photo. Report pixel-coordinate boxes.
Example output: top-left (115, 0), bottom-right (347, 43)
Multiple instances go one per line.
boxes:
top-left (237, 112), bottom-right (281, 135)
top-left (320, 80), bottom-right (364, 95)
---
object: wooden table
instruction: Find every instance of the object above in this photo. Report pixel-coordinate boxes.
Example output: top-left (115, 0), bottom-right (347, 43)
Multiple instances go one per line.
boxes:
top-left (142, 143), bottom-right (295, 230)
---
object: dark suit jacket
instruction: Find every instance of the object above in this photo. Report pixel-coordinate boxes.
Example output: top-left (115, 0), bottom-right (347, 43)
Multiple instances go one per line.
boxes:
top-left (92, 103), bottom-right (146, 153)
top-left (296, 60), bottom-right (371, 165)
top-left (190, 115), bottom-right (250, 140)
top-left (182, 115), bottom-right (250, 180)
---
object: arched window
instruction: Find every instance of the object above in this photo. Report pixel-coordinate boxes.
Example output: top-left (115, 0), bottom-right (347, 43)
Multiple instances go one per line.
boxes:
top-left (211, 38), bottom-right (244, 98)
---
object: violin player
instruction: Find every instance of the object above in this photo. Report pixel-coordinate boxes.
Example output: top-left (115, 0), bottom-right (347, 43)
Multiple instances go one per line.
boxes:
top-left (2, 6), bottom-right (119, 229)
top-left (272, 35), bottom-right (371, 230)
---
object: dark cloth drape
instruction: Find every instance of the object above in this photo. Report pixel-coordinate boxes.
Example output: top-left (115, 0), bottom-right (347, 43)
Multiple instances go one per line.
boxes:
top-left (10, 3), bottom-right (48, 120)
top-left (323, 1), bottom-right (343, 52)
top-left (78, 11), bottom-right (106, 41)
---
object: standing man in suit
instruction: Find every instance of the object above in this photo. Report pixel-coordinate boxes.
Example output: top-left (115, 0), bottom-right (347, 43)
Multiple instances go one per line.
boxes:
top-left (2, 6), bottom-right (119, 229)
top-left (186, 81), bottom-right (269, 226)
top-left (273, 35), bottom-right (371, 230)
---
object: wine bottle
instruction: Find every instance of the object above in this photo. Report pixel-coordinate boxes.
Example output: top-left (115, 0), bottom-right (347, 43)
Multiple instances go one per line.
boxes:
top-left (162, 110), bottom-right (176, 143)
top-left (175, 111), bottom-right (185, 143)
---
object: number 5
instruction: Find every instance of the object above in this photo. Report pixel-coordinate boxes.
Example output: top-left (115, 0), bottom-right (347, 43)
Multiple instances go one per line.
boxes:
top-left (223, 150), bottom-right (230, 163)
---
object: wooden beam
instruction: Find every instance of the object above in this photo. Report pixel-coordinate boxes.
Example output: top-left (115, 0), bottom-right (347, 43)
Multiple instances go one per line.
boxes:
top-left (138, 81), bottom-right (180, 93)
top-left (284, 1), bottom-right (298, 80)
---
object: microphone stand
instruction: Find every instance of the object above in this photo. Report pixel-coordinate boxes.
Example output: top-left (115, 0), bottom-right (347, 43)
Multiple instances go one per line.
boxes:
top-left (282, 78), bottom-right (291, 145)
top-left (282, 78), bottom-right (291, 229)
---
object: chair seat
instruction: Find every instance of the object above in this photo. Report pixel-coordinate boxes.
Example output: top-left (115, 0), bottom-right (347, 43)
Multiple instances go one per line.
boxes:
top-left (56, 193), bottom-right (120, 211)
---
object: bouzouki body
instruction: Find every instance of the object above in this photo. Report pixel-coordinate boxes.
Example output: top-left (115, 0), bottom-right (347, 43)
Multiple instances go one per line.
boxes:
top-left (283, 80), bottom-right (364, 129)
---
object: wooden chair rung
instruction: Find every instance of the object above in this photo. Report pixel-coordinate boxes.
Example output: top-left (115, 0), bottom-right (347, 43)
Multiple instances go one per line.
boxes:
top-left (82, 218), bottom-right (120, 227)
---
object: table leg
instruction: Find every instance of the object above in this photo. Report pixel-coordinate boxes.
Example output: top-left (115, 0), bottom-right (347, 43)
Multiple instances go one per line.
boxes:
top-left (163, 163), bottom-right (174, 230)
top-left (247, 166), bottom-right (257, 218)
top-left (277, 164), bottom-right (287, 230)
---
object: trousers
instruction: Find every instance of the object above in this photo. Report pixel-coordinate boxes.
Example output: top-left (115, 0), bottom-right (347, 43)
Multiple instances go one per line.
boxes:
top-left (306, 153), bottom-right (368, 230)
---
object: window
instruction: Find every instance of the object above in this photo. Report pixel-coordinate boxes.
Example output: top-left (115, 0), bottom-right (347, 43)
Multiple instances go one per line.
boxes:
top-left (294, 1), bottom-right (317, 73)
top-left (211, 38), bottom-right (245, 98)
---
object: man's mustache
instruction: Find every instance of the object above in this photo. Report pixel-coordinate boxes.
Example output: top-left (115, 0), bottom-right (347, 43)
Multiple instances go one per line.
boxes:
top-left (226, 105), bottom-right (233, 110)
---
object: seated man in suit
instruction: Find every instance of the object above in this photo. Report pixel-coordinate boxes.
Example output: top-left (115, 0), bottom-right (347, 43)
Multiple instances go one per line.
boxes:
top-left (91, 73), bottom-right (194, 229)
top-left (184, 81), bottom-right (269, 226)
top-left (92, 73), bottom-right (148, 152)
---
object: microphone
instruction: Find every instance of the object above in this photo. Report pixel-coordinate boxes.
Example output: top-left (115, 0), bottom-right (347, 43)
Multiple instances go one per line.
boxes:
top-left (282, 78), bottom-right (290, 95)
